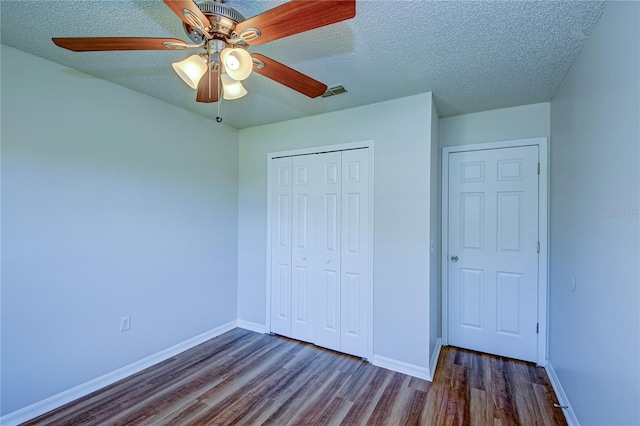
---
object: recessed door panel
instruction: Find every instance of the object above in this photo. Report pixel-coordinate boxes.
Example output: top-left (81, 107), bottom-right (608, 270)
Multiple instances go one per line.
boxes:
top-left (276, 264), bottom-right (290, 319)
top-left (322, 270), bottom-right (339, 331)
top-left (278, 167), bottom-right (290, 186)
top-left (345, 161), bottom-right (360, 183)
top-left (497, 159), bottom-right (524, 181)
top-left (460, 161), bottom-right (485, 183)
top-left (294, 266), bottom-right (309, 323)
top-left (325, 162), bottom-right (339, 184)
top-left (295, 166), bottom-right (308, 184)
top-left (346, 193), bottom-right (360, 254)
top-left (315, 268), bottom-right (340, 351)
top-left (344, 272), bottom-right (360, 336)
top-left (496, 272), bottom-right (522, 336)
top-left (460, 268), bottom-right (484, 330)
top-left (295, 195), bottom-right (309, 249)
top-left (461, 193), bottom-right (484, 250)
top-left (497, 192), bottom-right (524, 252)
top-left (324, 194), bottom-right (339, 253)
top-left (277, 195), bottom-right (290, 248)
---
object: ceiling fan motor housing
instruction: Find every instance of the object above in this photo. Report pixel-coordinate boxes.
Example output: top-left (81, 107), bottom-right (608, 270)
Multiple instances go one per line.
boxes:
top-left (184, 0), bottom-right (245, 43)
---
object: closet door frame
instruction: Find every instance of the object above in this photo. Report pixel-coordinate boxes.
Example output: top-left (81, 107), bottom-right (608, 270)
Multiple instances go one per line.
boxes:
top-left (266, 140), bottom-right (375, 360)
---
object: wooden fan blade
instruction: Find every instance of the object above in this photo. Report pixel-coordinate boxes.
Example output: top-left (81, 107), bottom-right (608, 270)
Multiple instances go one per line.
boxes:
top-left (163, 0), bottom-right (211, 32)
top-left (251, 53), bottom-right (327, 98)
top-left (236, 0), bottom-right (355, 46)
top-left (196, 69), bottom-right (219, 103)
top-left (52, 37), bottom-right (188, 52)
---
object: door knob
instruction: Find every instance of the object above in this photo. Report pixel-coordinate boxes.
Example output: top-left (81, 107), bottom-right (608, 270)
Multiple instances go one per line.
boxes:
top-left (451, 256), bottom-right (459, 262)
top-left (325, 259), bottom-right (331, 264)
top-left (302, 256), bottom-right (307, 261)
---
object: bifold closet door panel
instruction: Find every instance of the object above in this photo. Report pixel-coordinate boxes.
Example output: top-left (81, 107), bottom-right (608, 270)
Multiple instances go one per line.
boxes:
top-left (340, 149), bottom-right (370, 357)
top-left (313, 151), bottom-right (343, 352)
top-left (291, 155), bottom-right (317, 343)
top-left (270, 157), bottom-right (293, 337)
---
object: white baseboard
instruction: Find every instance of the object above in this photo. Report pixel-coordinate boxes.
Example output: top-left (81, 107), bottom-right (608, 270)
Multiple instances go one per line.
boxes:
top-left (372, 354), bottom-right (431, 381)
top-left (236, 319), bottom-right (267, 334)
top-left (0, 320), bottom-right (237, 426)
top-left (373, 341), bottom-right (442, 383)
top-left (545, 361), bottom-right (580, 426)
top-left (428, 338), bottom-right (442, 381)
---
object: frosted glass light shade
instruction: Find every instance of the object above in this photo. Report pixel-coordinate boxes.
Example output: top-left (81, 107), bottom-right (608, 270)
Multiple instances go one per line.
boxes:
top-left (221, 74), bottom-right (247, 100)
top-left (172, 54), bottom-right (207, 89)
top-left (220, 47), bottom-right (252, 81)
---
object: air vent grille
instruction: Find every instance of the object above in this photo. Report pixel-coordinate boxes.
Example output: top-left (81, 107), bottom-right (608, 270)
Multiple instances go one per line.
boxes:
top-left (321, 85), bottom-right (348, 98)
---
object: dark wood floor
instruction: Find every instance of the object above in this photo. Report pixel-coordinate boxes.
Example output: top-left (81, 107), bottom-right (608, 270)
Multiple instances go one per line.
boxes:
top-left (24, 328), bottom-right (567, 425)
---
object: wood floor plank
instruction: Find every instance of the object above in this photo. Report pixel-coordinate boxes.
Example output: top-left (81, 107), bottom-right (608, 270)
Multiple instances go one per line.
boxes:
top-left (288, 369), bottom-right (350, 424)
top-left (367, 372), bottom-right (403, 426)
top-left (23, 332), bottom-right (567, 426)
top-left (404, 388), bottom-right (428, 425)
top-left (470, 388), bottom-right (489, 426)
top-left (340, 367), bottom-right (393, 424)
top-left (384, 375), bottom-right (419, 426)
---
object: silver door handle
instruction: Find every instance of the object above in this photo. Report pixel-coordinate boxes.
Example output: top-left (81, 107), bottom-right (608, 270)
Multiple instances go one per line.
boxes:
top-left (451, 256), bottom-right (459, 262)
top-left (325, 259), bottom-right (330, 264)
top-left (302, 256), bottom-right (307, 261)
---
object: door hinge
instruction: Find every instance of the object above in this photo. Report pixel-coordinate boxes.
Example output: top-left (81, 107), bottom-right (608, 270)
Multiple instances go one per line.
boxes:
top-left (537, 242), bottom-right (540, 253)
top-left (536, 323), bottom-right (539, 334)
top-left (537, 162), bottom-right (540, 175)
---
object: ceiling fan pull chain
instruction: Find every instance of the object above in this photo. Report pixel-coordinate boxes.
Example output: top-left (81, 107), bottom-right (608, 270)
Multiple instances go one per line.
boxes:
top-left (216, 60), bottom-right (223, 123)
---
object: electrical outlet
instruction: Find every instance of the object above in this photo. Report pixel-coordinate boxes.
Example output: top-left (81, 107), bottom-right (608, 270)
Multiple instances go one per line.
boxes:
top-left (120, 316), bottom-right (131, 332)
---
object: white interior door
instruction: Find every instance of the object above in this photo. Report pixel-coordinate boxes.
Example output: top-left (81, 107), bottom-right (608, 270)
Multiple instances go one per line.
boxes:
top-left (447, 145), bottom-right (539, 362)
top-left (270, 157), bottom-right (292, 337)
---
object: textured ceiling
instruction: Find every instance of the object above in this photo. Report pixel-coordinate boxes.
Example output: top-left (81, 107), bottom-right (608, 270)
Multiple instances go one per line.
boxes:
top-left (1, 0), bottom-right (605, 129)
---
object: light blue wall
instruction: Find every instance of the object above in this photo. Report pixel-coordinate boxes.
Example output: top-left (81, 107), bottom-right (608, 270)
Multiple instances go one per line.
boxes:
top-left (549, 2), bottom-right (640, 425)
top-left (439, 102), bottom-right (550, 147)
top-left (429, 99), bottom-right (440, 361)
top-left (237, 93), bottom-right (436, 368)
top-left (0, 46), bottom-right (240, 415)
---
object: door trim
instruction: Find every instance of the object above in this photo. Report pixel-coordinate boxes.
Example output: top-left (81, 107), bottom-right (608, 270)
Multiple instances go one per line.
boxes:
top-left (441, 137), bottom-right (548, 366)
top-left (266, 140), bottom-right (375, 360)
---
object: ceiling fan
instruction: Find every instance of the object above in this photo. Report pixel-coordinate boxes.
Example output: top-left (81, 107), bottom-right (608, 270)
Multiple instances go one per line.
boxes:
top-left (52, 0), bottom-right (355, 109)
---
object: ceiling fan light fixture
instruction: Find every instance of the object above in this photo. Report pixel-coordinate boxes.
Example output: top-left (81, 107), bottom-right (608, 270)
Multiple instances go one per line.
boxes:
top-left (172, 54), bottom-right (208, 89)
top-left (220, 47), bottom-right (252, 81)
top-left (221, 74), bottom-right (248, 100)
top-left (52, 0), bottom-right (357, 105)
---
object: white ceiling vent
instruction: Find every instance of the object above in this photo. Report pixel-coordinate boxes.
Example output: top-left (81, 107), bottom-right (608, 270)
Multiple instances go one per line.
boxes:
top-left (321, 85), bottom-right (348, 98)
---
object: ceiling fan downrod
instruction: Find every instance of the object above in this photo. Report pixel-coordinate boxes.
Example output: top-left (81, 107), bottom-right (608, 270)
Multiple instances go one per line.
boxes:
top-left (183, 0), bottom-right (246, 44)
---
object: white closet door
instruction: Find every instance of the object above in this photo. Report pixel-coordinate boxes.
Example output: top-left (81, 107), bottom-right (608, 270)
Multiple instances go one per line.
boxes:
top-left (270, 157), bottom-right (293, 337)
top-left (340, 149), bottom-right (370, 357)
top-left (314, 151), bottom-right (343, 352)
top-left (269, 148), bottom-right (371, 359)
top-left (291, 155), bottom-right (317, 342)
